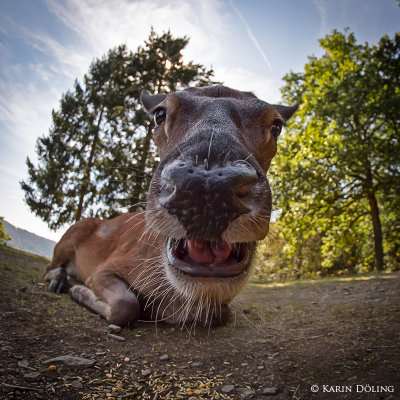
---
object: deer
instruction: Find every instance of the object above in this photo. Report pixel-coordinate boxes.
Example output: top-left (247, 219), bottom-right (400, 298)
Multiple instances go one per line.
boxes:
top-left (45, 85), bottom-right (297, 328)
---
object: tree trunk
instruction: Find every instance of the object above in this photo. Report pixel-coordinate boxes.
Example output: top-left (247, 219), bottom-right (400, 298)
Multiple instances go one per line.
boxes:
top-left (76, 109), bottom-right (104, 221)
top-left (364, 166), bottom-right (384, 271)
top-left (130, 124), bottom-right (153, 209)
top-left (366, 191), bottom-right (384, 271)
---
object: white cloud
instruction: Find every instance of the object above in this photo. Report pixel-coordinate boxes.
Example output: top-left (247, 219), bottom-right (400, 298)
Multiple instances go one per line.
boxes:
top-left (215, 66), bottom-right (282, 104)
top-left (312, 0), bottom-right (328, 37)
top-left (26, 31), bottom-right (90, 80)
top-left (0, 79), bottom-right (57, 147)
top-left (44, 0), bottom-right (230, 72)
top-left (0, 0), bottom-right (237, 162)
top-left (229, 0), bottom-right (274, 73)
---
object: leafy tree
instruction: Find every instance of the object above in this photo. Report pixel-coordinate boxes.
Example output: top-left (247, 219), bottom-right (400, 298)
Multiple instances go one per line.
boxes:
top-left (21, 30), bottom-right (217, 230)
top-left (271, 30), bottom-right (400, 273)
top-left (0, 217), bottom-right (11, 245)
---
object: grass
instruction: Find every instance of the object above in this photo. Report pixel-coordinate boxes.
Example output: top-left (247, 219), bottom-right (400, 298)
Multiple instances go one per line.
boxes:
top-left (2, 243), bottom-right (394, 290)
top-left (1, 243), bottom-right (397, 334)
top-left (0, 244), bottom-right (100, 331)
top-left (249, 270), bottom-right (395, 289)
top-left (332, 302), bottom-right (355, 317)
top-left (0, 244), bottom-right (48, 282)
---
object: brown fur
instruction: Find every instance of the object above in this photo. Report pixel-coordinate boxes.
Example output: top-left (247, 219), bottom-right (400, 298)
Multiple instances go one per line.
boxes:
top-left (45, 85), bottom-right (297, 328)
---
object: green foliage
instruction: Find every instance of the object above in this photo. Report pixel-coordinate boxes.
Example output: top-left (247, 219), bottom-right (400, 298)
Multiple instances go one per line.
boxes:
top-left (0, 217), bottom-right (11, 245)
top-left (21, 29), bottom-right (217, 230)
top-left (269, 30), bottom-right (400, 277)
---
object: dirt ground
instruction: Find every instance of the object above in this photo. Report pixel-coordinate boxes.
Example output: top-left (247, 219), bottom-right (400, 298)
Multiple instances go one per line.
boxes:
top-left (0, 244), bottom-right (399, 400)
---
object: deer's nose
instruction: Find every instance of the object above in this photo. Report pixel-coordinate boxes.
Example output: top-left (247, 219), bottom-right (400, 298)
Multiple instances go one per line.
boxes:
top-left (159, 160), bottom-right (258, 240)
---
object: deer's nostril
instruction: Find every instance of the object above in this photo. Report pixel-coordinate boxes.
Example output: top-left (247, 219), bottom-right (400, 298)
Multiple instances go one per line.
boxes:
top-left (159, 160), bottom-right (258, 240)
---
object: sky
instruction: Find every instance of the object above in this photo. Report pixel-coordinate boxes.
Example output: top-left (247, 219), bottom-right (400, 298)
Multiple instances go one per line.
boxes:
top-left (1, 0), bottom-right (399, 242)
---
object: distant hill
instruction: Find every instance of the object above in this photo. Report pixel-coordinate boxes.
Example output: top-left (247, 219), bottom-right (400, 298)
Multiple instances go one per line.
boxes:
top-left (3, 220), bottom-right (55, 258)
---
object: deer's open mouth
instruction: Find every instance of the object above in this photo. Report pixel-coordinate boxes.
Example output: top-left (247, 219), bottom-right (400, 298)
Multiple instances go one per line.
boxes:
top-left (167, 238), bottom-right (254, 278)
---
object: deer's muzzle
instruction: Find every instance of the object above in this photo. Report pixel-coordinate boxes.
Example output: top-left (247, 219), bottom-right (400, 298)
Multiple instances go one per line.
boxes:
top-left (159, 159), bottom-right (258, 241)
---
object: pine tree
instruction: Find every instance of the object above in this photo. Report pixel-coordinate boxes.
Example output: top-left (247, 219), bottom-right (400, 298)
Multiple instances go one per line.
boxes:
top-left (21, 30), bottom-right (217, 230)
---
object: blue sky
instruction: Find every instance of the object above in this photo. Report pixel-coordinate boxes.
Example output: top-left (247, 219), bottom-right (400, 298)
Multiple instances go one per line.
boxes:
top-left (1, 0), bottom-right (399, 241)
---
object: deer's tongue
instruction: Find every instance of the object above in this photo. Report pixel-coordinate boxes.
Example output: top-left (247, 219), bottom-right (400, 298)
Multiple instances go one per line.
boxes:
top-left (187, 240), bottom-right (231, 264)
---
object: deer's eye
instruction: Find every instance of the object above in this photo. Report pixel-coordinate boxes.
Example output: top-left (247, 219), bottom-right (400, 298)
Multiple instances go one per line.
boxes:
top-left (154, 109), bottom-right (166, 126)
top-left (271, 119), bottom-right (283, 138)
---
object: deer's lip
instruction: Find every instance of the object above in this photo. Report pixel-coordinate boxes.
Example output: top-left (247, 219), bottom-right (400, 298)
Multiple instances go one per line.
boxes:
top-left (166, 238), bottom-right (254, 278)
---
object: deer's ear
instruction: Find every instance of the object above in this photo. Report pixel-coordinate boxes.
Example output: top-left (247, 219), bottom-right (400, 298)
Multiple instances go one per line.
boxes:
top-left (272, 104), bottom-right (299, 121)
top-left (140, 90), bottom-right (167, 113)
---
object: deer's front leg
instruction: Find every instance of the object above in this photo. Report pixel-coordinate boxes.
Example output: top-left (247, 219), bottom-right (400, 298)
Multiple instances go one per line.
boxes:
top-left (70, 270), bottom-right (140, 326)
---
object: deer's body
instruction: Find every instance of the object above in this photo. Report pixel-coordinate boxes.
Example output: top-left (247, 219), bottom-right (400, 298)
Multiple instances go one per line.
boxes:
top-left (45, 85), bottom-right (297, 327)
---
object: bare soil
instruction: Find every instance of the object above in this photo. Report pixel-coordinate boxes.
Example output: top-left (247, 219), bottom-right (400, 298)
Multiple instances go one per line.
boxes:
top-left (0, 244), bottom-right (399, 400)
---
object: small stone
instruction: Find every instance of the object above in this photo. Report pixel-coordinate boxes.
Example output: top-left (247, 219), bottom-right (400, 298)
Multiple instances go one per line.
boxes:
top-left (24, 372), bottom-right (41, 381)
top-left (258, 365), bottom-right (264, 370)
top-left (191, 362), bottom-right (203, 367)
top-left (42, 354), bottom-right (96, 368)
top-left (107, 324), bottom-right (122, 333)
top-left (18, 359), bottom-right (29, 368)
top-left (142, 368), bottom-right (152, 376)
top-left (107, 333), bottom-right (126, 342)
top-left (71, 380), bottom-right (83, 389)
top-left (261, 387), bottom-right (278, 396)
top-left (221, 385), bottom-right (235, 393)
top-left (241, 362), bottom-right (248, 367)
top-left (159, 354), bottom-right (169, 361)
top-left (237, 387), bottom-right (255, 398)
